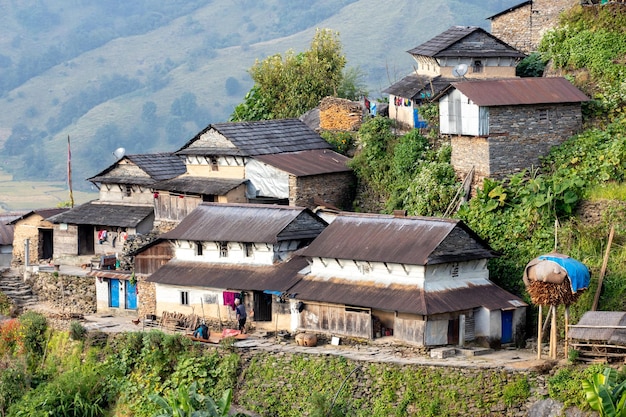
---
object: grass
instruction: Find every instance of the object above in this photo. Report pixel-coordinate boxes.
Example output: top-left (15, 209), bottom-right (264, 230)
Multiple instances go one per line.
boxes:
top-left (587, 182), bottom-right (626, 201)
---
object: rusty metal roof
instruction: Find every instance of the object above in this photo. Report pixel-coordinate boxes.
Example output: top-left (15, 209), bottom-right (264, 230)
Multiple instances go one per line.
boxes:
top-left (289, 277), bottom-right (526, 315)
top-left (176, 119), bottom-right (331, 157)
top-left (47, 201), bottom-right (153, 227)
top-left (252, 149), bottom-right (352, 177)
top-left (88, 153), bottom-right (186, 185)
top-left (300, 213), bottom-right (498, 265)
top-left (449, 77), bottom-right (589, 106)
top-left (569, 311), bottom-right (626, 345)
top-left (87, 270), bottom-right (133, 280)
top-left (147, 256), bottom-right (307, 292)
top-left (407, 26), bottom-right (524, 59)
top-left (153, 177), bottom-right (247, 195)
top-left (160, 203), bottom-right (327, 243)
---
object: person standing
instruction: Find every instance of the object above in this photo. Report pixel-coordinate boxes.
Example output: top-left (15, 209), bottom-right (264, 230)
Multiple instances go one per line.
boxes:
top-left (235, 298), bottom-right (247, 333)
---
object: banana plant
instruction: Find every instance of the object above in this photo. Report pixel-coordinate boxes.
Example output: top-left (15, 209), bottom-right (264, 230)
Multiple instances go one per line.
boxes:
top-left (582, 367), bottom-right (626, 417)
top-left (150, 382), bottom-right (233, 417)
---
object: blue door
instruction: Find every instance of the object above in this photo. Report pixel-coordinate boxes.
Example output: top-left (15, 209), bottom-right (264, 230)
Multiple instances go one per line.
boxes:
top-left (501, 310), bottom-right (513, 344)
top-left (110, 279), bottom-right (120, 308)
top-left (125, 280), bottom-right (137, 310)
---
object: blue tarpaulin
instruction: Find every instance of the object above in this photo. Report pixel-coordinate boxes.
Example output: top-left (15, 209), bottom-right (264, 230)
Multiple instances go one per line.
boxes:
top-left (538, 255), bottom-right (590, 294)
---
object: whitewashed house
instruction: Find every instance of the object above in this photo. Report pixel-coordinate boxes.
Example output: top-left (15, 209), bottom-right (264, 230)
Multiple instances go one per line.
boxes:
top-left (289, 212), bottom-right (527, 347)
top-left (144, 203), bottom-right (327, 332)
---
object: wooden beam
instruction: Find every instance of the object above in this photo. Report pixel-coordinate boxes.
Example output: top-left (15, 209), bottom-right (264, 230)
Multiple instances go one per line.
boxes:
top-left (537, 304), bottom-right (543, 360)
top-left (592, 225), bottom-right (614, 311)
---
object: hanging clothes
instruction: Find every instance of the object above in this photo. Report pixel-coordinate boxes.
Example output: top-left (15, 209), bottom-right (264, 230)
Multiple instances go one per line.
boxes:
top-left (98, 230), bottom-right (107, 244)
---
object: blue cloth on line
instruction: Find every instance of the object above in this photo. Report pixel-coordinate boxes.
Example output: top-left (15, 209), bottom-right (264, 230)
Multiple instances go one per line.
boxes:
top-left (538, 255), bottom-right (590, 294)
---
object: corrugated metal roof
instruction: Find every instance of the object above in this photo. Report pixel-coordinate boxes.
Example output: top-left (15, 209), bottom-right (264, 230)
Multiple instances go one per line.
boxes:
top-left (153, 177), bottom-right (247, 195)
top-left (87, 270), bottom-right (132, 280)
top-left (407, 26), bottom-right (524, 58)
top-left (252, 149), bottom-right (351, 177)
top-left (160, 203), bottom-right (327, 243)
top-left (569, 311), bottom-right (626, 345)
top-left (300, 213), bottom-right (498, 265)
top-left (289, 277), bottom-right (526, 315)
top-left (47, 201), bottom-right (153, 227)
top-left (147, 256), bottom-right (307, 292)
top-left (176, 119), bottom-right (331, 157)
top-left (450, 77), bottom-right (589, 106)
top-left (88, 153), bottom-right (186, 184)
top-left (383, 75), bottom-right (453, 100)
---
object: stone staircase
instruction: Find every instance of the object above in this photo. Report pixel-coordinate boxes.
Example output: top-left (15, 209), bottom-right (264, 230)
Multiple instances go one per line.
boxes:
top-left (0, 269), bottom-right (39, 313)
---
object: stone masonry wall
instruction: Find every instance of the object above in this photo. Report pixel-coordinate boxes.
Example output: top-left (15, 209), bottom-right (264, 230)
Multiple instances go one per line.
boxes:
top-left (290, 172), bottom-right (356, 210)
top-left (491, 4), bottom-right (533, 53)
top-left (137, 275), bottom-right (156, 319)
top-left (27, 271), bottom-right (96, 314)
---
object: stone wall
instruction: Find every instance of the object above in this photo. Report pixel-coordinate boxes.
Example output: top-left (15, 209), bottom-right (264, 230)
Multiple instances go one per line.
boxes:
top-left (491, 4), bottom-right (533, 53)
top-left (290, 172), bottom-right (356, 210)
top-left (137, 276), bottom-right (156, 319)
top-left (27, 271), bottom-right (96, 314)
top-left (490, 0), bottom-right (580, 53)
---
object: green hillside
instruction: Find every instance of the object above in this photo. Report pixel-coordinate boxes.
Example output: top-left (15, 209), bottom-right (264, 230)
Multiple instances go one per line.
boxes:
top-left (0, 0), bottom-right (520, 194)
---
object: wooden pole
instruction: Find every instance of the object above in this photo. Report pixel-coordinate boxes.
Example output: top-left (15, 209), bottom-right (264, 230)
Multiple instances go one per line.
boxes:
top-left (592, 225), bottom-right (614, 311)
top-left (537, 305), bottom-right (543, 359)
top-left (564, 306), bottom-right (570, 358)
top-left (550, 305), bottom-right (557, 359)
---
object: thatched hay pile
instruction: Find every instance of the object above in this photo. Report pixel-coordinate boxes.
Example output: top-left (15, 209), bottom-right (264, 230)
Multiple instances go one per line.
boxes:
top-left (526, 278), bottom-right (583, 306)
top-left (319, 97), bottom-right (363, 131)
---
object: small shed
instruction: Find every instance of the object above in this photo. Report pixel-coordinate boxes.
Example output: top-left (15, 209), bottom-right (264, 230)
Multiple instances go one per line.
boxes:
top-left (569, 311), bottom-right (626, 362)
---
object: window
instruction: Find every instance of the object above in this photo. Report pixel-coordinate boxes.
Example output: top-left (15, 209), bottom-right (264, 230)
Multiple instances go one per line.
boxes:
top-left (538, 109), bottom-right (549, 121)
top-left (451, 263), bottom-right (459, 278)
top-left (196, 242), bottom-right (203, 256)
top-left (125, 185), bottom-right (132, 197)
top-left (180, 291), bottom-right (189, 305)
top-left (472, 60), bottom-right (483, 73)
top-left (220, 242), bottom-right (228, 258)
top-left (210, 157), bottom-right (219, 171)
top-left (244, 243), bottom-right (253, 258)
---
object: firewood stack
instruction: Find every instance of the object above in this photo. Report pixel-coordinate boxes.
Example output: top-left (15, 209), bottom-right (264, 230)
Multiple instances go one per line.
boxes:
top-left (526, 278), bottom-right (581, 306)
top-left (319, 97), bottom-right (363, 131)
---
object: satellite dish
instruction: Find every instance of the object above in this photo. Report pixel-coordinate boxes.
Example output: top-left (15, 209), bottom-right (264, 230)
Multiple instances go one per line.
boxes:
top-left (113, 147), bottom-right (126, 160)
top-left (452, 63), bottom-right (468, 78)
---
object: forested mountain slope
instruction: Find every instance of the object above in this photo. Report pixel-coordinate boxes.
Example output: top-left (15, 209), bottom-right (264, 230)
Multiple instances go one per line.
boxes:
top-left (0, 0), bottom-right (518, 188)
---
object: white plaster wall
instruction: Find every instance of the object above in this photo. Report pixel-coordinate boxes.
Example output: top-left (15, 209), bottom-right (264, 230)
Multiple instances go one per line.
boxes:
top-left (388, 94), bottom-right (415, 127)
top-left (154, 284), bottom-right (236, 320)
top-left (184, 155), bottom-right (245, 178)
top-left (174, 240), bottom-right (276, 265)
top-left (423, 260), bottom-right (490, 291)
top-left (474, 307), bottom-right (490, 338)
top-left (95, 278), bottom-right (109, 312)
top-left (309, 257), bottom-right (425, 286)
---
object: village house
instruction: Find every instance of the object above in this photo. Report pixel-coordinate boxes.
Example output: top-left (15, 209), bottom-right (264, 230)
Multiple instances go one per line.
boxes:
top-left (383, 26), bottom-right (525, 130)
top-left (0, 213), bottom-right (25, 267)
top-left (174, 118), bottom-right (354, 211)
top-left (437, 77), bottom-right (589, 186)
top-left (488, 0), bottom-right (580, 54)
top-left (135, 203), bottom-right (327, 331)
top-left (9, 208), bottom-right (67, 266)
top-left (289, 212), bottom-right (527, 347)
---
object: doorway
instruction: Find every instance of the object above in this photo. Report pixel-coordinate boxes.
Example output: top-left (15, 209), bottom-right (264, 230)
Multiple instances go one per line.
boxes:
top-left (253, 291), bottom-right (272, 322)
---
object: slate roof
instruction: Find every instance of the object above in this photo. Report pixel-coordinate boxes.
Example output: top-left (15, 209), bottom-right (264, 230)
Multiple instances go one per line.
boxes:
top-left (88, 153), bottom-right (186, 185)
top-left (0, 213), bottom-right (23, 246)
top-left (252, 149), bottom-right (352, 177)
top-left (448, 77), bottom-right (589, 106)
top-left (299, 212), bottom-right (498, 265)
top-left (175, 119), bottom-right (331, 157)
top-left (8, 208), bottom-right (68, 224)
top-left (153, 177), bottom-right (247, 195)
top-left (289, 278), bottom-right (526, 316)
top-left (147, 256), bottom-right (307, 292)
top-left (407, 26), bottom-right (525, 58)
top-left (486, 0), bottom-right (532, 20)
top-left (160, 203), bottom-right (327, 243)
top-left (382, 75), bottom-right (454, 101)
top-left (47, 201), bottom-right (153, 228)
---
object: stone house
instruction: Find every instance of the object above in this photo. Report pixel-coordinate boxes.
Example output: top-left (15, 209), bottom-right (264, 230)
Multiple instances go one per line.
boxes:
top-left (488, 0), bottom-right (580, 54)
top-left (289, 212), bottom-right (527, 347)
top-left (141, 203), bottom-right (327, 332)
top-left (437, 77), bottom-right (589, 186)
top-left (46, 153), bottom-right (186, 262)
top-left (175, 118), bottom-right (354, 210)
top-left (0, 213), bottom-right (25, 267)
top-left (9, 208), bottom-right (67, 266)
top-left (383, 26), bottom-right (525, 129)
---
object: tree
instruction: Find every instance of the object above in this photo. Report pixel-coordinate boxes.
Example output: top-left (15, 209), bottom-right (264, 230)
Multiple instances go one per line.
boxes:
top-left (230, 28), bottom-right (346, 121)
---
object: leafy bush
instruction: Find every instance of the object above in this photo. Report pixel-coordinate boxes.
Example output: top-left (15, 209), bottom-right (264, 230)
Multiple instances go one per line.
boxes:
top-left (0, 362), bottom-right (29, 414)
top-left (18, 312), bottom-right (48, 365)
top-left (320, 131), bottom-right (355, 155)
top-left (69, 321), bottom-right (87, 341)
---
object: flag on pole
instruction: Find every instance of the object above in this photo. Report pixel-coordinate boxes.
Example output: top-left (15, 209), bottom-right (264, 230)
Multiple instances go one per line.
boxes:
top-left (67, 135), bottom-right (74, 208)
